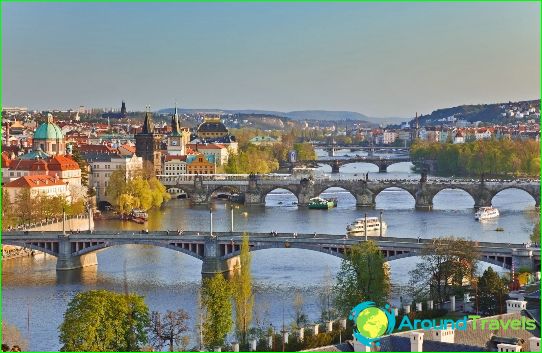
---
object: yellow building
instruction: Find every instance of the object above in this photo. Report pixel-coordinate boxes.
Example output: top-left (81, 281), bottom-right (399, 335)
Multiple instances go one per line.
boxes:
top-left (187, 154), bottom-right (216, 175)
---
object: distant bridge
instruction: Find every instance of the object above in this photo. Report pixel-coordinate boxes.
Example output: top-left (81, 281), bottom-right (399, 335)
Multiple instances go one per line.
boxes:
top-left (158, 175), bottom-right (540, 209)
top-left (290, 156), bottom-right (412, 173)
top-left (312, 144), bottom-right (410, 157)
top-left (3, 231), bottom-right (538, 274)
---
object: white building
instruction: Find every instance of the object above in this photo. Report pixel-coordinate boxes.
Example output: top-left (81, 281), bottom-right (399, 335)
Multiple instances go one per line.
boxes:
top-left (383, 131), bottom-right (398, 145)
top-left (4, 175), bottom-right (71, 203)
top-left (162, 155), bottom-right (187, 176)
top-left (89, 154), bottom-right (143, 202)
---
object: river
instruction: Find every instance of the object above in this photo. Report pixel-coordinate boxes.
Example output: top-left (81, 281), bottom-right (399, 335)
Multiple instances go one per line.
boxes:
top-left (2, 161), bottom-right (538, 351)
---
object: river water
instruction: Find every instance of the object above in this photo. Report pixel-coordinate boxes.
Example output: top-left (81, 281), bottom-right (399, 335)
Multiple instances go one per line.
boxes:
top-left (2, 159), bottom-right (539, 351)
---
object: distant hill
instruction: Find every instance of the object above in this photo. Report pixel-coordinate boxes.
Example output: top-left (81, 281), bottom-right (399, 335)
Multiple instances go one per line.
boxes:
top-left (410, 99), bottom-right (539, 126)
top-left (156, 108), bottom-right (395, 124)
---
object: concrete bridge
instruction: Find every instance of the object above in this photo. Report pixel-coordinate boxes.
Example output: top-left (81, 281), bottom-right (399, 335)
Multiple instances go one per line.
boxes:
top-left (291, 156), bottom-right (412, 173)
top-left (3, 231), bottom-right (539, 274)
top-left (312, 144), bottom-right (410, 157)
top-left (158, 175), bottom-right (540, 209)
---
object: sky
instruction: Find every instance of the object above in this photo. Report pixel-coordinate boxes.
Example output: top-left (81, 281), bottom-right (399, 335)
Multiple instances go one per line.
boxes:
top-left (2, 2), bottom-right (540, 118)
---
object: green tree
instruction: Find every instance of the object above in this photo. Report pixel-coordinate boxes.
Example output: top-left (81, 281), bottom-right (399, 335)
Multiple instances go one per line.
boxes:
top-left (106, 168), bottom-right (129, 204)
top-left (233, 233), bottom-right (254, 346)
top-left (201, 274), bottom-right (233, 350)
top-left (409, 237), bottom-right (479, 305)
top-left (294, 143), bottom-right (316, 161)
top-left (333, 241), bottom-right (391, 316)
top-left (2, 188), bottom-right (16, 230)
top-left (70, 144), bottom-right (89, 187)
top-left (59, 290), bottom-right (150, 352)
top-left (477, 267), bottom-right (509, 315)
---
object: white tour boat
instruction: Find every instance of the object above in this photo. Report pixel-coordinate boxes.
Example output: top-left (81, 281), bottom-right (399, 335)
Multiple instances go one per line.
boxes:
top-left (475, 206), bottom-right (499, 221)
top-left (346, 217), bottom-right (387, 236)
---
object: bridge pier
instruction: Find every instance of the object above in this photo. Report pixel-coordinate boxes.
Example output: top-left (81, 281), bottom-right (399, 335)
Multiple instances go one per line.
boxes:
top-left (202, 236), bottom-right (240, 276)
top-left (355, 190), bottom-right (376, 208)
top-left (244, 192), bottom-right (264, 206)
top-left (201, 256), bottom-right (240, 277)
top-left (331, 161), bottom-right (340, 174)
top-left (56, 237), bottom-right (98, 271)
top-left (414, 187), bottom-right (433, 210)
top-left (378, 164), bottom-right (387, 173)
top-left (512, 248), bottom-right (535, 271)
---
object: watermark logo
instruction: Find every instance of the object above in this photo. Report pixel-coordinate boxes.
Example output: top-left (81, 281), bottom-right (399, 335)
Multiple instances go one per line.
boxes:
top-left (349, 301), bottom-right (395, 347)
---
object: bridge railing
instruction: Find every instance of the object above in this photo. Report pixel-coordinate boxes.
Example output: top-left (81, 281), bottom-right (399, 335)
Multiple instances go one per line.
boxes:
top-left (6, 214), bottom-right (91, 232)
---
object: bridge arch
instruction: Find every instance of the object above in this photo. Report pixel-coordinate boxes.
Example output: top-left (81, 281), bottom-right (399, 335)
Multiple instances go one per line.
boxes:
top-left (222, 242), bottom-right (346, 260)
top-left (2, 240), bottom-right (59, 257)
top-left (491, 186), bottom-right (539, 207)
top-left (432, 187), bottom-right (476, 209)
top-left (207, 185), bottom-right (243, 202)
top-left (73, 241), bottom-right (205, 260)
top-left (263, 186), bottom-right (300, 205)
top-left (373, 185), bottom-right (416, 208)
top-left (315, 185), bottom-right (357, 204)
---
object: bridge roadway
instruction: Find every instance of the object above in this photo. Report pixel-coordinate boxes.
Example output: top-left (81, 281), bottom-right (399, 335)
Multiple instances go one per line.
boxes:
top-left (3, 231), bottom-right (539, 274)
top-left (292, 156), bottom-right (412, 173)
top-left (159, 175), bottom-right (540, 210)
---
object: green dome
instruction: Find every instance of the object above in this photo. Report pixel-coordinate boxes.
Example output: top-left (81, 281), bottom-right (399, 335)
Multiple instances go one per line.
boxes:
top-left (34, 121), bottom-right (63, 140)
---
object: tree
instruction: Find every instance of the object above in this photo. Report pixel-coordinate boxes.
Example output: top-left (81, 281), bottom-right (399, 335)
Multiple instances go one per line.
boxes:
top-left (233, 233), bottom-right (254, 346)
top-left (333, 241), bottom-right (391, 316)
top-left (292, 290), bottom-right (308, 329)
top-left (106, 168), bottom-right (129, 204)
top-left (70, 144), bottom-right (89, 187)
top-left (477, 267), bottom-right (508, 315)
top-left (147, 309), bottom-right (190, 352)
top-left (294, 143), bottom-right (316, 161)
top-left (201, 274), bottom-right (233, 350)
top-left (59, 290), bottom-right (150, 351)
top-left (408, 237), bottom-right (479, 305)
top-left (530, 221), bottom-right (540, 244)
top-left (2, 189), bottom-right (16, 230)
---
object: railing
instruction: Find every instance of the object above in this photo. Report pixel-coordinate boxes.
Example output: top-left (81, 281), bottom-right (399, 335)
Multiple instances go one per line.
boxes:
top-left (7, 214), bottom-right (90, 232)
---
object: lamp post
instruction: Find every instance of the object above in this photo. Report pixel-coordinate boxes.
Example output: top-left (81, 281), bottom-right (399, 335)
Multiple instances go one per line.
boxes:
top-left (209, 208), bottom-right (213, 237)
top-left (379, 210), bottom-right (383, 237)
top-left (230, 206), bottom-right (234, 233)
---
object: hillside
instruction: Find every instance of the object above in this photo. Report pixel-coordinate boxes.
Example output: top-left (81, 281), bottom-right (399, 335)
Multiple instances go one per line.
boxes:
top-left (411, 99), bottom-right (539, 126)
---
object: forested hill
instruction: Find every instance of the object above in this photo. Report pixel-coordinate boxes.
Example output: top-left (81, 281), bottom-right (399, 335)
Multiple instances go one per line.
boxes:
top-left (411, 99), bottom-right (539, 126)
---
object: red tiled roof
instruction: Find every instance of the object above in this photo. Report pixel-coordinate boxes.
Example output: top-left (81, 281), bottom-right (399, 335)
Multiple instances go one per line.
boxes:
top-left (164, 155), bottom-right (187, 162)
top-left (5, 175), bottom-right (67, 188)
top-left (186, 143), bottom-right (227, 150)
top-left (47, 155), bottom-right (80, 171)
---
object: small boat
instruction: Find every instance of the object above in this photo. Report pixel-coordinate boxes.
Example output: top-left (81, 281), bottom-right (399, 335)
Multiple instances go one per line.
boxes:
top-left (475, 207), bottom-right (499, 221)
top-left (130, 209), bottom-right (148, 223)
top-left (346, 217), bottom-right (387, 236)
top-left (308, 197), bottom-right (336, 209)
top-left (495, 227), bottom-right (504, 232)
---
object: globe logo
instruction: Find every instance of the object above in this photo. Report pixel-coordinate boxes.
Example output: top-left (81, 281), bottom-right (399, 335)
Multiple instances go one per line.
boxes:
top-left (349, 301), bottom-right (395, 347)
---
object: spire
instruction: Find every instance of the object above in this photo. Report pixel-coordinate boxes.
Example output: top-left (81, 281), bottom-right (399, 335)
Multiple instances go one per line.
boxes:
top-left (171, 103), bottom-right (181, 136)
top-left (142, 105), bottom-right (154, 134)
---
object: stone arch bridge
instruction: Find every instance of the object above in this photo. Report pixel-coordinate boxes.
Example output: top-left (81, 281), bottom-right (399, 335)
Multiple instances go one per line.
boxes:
top-left (3, 232), bottom-right (539, 274)
top-left (159, 175), bottom-right (540, 210)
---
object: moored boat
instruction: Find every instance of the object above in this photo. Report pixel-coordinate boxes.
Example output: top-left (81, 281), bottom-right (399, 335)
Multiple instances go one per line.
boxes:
top-left (308, 197), bottom-right (336, 209)
top-left (346, 217), bottom-right (387, 236)
top-left (130, 208), bottom-right (148, 223)
top-left (475, 206), bottom-right (499, 221)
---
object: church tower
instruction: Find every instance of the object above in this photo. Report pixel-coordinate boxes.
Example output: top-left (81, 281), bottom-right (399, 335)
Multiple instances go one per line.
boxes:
top-left (135, 106), bottom-right (162, 175)
top-left (167, 105), bottom-right (185, 156)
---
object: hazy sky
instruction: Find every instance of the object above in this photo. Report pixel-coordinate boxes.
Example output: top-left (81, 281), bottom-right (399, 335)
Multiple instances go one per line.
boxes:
top-left (2, 2), bottom-right (540, 117)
